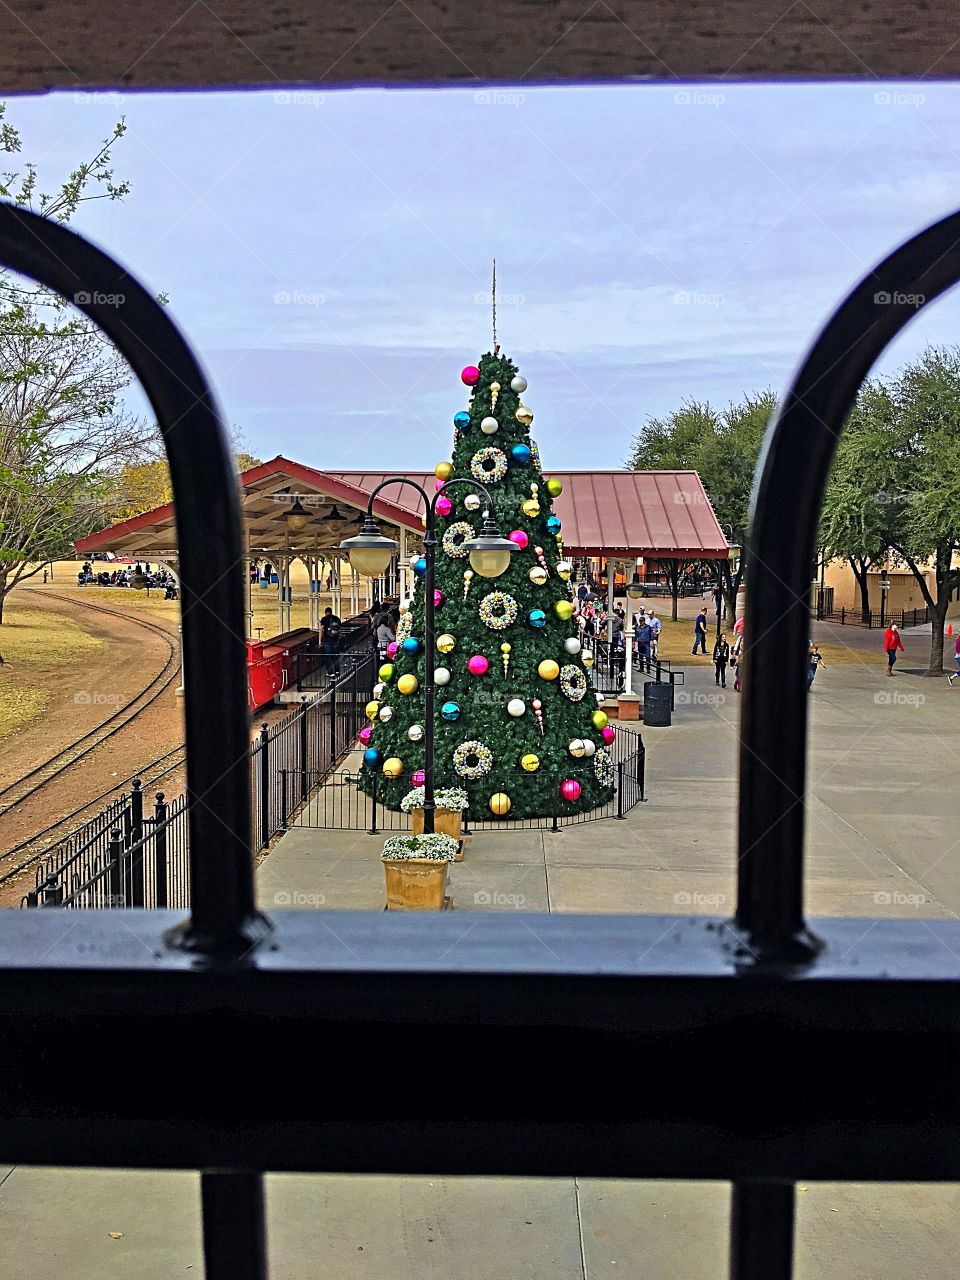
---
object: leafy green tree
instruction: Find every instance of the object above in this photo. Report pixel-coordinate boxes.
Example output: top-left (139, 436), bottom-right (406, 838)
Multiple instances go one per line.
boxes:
top-left (628, 392), bottom-right (774, 622)
top-left (362, 350), bottom-right (614, 820)
top-left (888, 348), bottom-right (960, 673)
top-left (0, 102), bottom-right (150, 623)
top-left (820, 379), bottom-right (898, 623)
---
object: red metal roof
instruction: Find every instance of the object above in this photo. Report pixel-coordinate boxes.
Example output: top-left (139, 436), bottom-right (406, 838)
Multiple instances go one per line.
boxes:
top-left (76, 458), bottom-right (728, 560)
top-left (331, 469), bottom-right (729, 559)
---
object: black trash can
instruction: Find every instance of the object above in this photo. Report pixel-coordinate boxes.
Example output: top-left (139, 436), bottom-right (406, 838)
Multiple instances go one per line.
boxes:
top-left (643, 680), bottom-right (672, 727)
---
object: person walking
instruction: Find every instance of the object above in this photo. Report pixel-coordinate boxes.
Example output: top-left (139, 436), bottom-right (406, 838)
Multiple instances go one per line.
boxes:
top-left (808, 643), bottom-right (826, 690)
top-left (635, 616), bottom-right (653, 670)
top-left (713, 632), bottom-right (730, 687)
top-left (692, 607), bottom-right (708, 656)
top-left (320, 606), bottom-right (342, 675)
top-left (947, 632), bottom-right (960, 685)
top-left (648, 611), bottom-right (661, 659)
top-left (883, 622), bottom-right (904, 675)
top-left (731, 632), bottom-right (744, 693)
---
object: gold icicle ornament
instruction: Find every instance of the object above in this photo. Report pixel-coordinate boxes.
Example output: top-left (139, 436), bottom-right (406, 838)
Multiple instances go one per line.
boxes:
top-left (463, 568), bottom-right (474, 600)
top-left (490, 381), bottom-right (500, 410)
top-left (501, 641), bottom-right (511, 676)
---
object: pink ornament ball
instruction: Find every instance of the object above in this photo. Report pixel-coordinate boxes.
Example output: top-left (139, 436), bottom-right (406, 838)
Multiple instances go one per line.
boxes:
top-left (434, 589), bottom-right (446, 608)
top-left (461, 364), bottom-right (481, 386)
top-left (467, 654), bottom-right (489, 676)
top-left (435, 478), bottom-right (446, 491)
top-left (386, 641), bottom-right (399, 659)
top-left (509, 529), bottom-right (529, 550)
top-left (560, 778), bottom-right (582, 802)
top-left (412, 769), bottom-right (426, 786)
top-left (358, 726), bottom-right (373, 745)
top-left (601, 726), bottom-right (616, 745)
top-left (435, 495), bottom-right (453, 517)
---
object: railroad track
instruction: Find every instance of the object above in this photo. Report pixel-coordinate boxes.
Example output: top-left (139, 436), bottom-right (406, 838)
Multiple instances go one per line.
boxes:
top-left (0, 591), bottom-right (181, 820)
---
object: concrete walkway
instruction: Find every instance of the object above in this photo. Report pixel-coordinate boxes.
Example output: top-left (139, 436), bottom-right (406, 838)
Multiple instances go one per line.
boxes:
top-left (5, 656), bottom-right (960, 1277)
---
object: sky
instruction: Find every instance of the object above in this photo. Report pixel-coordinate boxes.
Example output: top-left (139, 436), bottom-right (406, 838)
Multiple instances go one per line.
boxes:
top-left (5, 82), bottom-right (960, 471)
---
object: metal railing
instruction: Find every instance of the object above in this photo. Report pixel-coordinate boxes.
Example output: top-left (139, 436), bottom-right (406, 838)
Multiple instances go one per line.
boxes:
top-left (815, 604), bottom-right (932, 628)
top-left (284, 727), bottom-right (645, 834)
top-left (24, 785), bottom-right (189, 909)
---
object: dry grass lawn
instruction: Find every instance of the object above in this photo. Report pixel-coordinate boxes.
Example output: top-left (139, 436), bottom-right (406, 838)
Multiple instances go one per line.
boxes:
top-left (0, 598), bottom-right (102, 744)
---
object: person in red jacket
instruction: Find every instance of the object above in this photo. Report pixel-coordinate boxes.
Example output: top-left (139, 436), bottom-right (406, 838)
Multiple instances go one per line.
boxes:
top-left (948, 633), bottom-right (960, 686)
top-left (883, 623), bottom-right (904, 675)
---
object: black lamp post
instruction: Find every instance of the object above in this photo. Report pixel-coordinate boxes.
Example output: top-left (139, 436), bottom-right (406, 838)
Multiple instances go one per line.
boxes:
top-left (340, 478), bottom-right (516, 835)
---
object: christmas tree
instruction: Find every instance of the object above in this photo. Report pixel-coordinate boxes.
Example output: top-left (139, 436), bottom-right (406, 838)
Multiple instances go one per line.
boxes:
top-left (358, 349), bottom-right (616, 819)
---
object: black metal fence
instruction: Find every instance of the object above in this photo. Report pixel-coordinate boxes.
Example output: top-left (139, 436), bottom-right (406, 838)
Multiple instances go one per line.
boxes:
top-left (24, 785), bottom-right (189, 909)
top-left (816, 604), bottom-right (931, 628)
top-left (24, 645), bottom-right (376, 910)
top-left (285, 726), bottom-right (645, 834)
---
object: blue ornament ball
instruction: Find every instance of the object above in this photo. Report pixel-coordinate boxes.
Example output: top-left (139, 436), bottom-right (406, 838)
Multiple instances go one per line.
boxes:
top-left (528, 609), bottom-right (547, 629)
top-left (412, 557), bottom-right (427, 578)
top-left (546, 516), bottom-right (562, 535)
top-left (454, 411), bottom-right (471, 430)
top-left (511, 443), bottom-right (532, 465)
top-left (401, 636), bottom-right (422, 655)
top-left (363, 747), bottom-right (383, 769)
top-left (440, 700), bottom-right (462, 722)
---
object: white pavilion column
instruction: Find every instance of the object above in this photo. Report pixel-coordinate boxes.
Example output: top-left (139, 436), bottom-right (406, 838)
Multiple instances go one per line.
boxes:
top-left (398, 528), bottom-right (411, 608)
top-left (606, 558), bottom-right (615, 645)
top-left (243, 527), bottom-right (254, 639)
top-left (332, 553), bottom-right (343, 618)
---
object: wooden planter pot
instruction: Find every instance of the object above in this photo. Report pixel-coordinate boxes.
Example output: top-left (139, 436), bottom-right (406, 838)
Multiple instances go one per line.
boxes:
top-left (411, 807), bottom-right (464, 859)
top-left (382, 858), bottom-right (449, 910)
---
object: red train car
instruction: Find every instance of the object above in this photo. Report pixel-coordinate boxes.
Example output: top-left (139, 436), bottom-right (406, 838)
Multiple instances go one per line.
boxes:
top-left (246, 627), bottom-right (315, 711)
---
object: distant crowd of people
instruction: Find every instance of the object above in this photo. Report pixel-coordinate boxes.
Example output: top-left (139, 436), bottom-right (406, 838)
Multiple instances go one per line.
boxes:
top-left (77, 561), bottom-right (179, 600)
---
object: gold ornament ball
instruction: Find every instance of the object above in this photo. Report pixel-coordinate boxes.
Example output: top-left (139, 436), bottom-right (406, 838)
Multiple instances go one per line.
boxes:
top-left (464, 493), bottom-right (482, 512)
top-left (378, 706), bottom-right (393, 722)
top-left (592, 709), bottom-right (609, 731)
top-left (568, 738), bottom-right (587, 758)
top-left (529, 566), bottom-right (548, 586)
top-left (435, 461), bottom-right (453, 481)
top-left (500, 642), bottom-right (511, 653)
top-left (365, 700), bottom-right (380, 721)
top-left (554, 599), bottom-right (574, 621)
top-left (582, 649), bottom-right (595, 669)
top-left (520, 753), bottom-right (540, 773)
top-left (521, 499), bottom-right (540, 518)
top-left (382, 756), bottom-right (404, 778)
top-left (538, 659), bottom-right (560, 681)
top-left (546, 478), bottom-right (563, 498)
top-left (437, 633), bottom-right (457, 653)
top-left (515, 405), bottom-right (534, 427)
top-left (489, 791), bottom-right (512, 816)
top-left (397, 674), bottom-right (419, 696)
top-left (555, 560), bottom-right (573, 581)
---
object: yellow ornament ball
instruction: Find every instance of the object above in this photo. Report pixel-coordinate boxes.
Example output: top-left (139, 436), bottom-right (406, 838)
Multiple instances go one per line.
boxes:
top-left (489, 791), bottom-right (512, 816)
top-left (546, 477), bottom-right (563, 498)
top-left (382, 757), bottom-right (404, 778)
top-left (437, 633), bottom-right (457, 654)
top-left (592, 709), bottom-right (609, 731)
top-left (538, 659), bottom-right (560, 681)
top-left (365, 700), bottom-right (380, 721)
top-left (500, 642), bottom-right (511, 653)
top-left (378, 662), bottom-right (395, 682)
top-left (397, 674), bottom-right (419, 695)
top-left (554, 599), bottom-right (574, 621)
top-left (521, 499), bottom-right (540, 518)
top-left (520, 753), bottom-right (540, 773)
top-left (435, 461), bottom-right (453, 481)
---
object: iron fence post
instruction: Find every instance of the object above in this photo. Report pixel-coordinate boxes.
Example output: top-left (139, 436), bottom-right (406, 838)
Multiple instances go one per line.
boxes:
top-left (259, 722), bottom-right (270, 851)
top-left (329, 678), bottom-right (338, 765)
top-left (368, 769), bottom-right (378, 836)
top-left (299, 698), bottom-right (309, 804)
top-left (108, 827), bottom-right (123, 909)
top-left (130, 779), bottom-right (145, 908)
top-left (616, 761), bottom-right (625, 818)
top-left (154, 793), bottom-right (168, 909)
top-left (280, 769), bottom-right (288, 829)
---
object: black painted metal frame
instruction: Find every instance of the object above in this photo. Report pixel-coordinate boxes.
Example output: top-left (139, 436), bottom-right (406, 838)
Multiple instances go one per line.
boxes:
top-left (2, 203), bottom-right (960, 1280)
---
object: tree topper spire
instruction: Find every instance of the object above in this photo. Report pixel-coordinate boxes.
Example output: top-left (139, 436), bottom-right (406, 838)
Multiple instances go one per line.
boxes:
top-left (492, 258), bottom-right (499, 354)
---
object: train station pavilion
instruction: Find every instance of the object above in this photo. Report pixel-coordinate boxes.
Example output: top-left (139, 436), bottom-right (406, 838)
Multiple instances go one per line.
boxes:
top-left (75, 455), bottom-right (731, 643)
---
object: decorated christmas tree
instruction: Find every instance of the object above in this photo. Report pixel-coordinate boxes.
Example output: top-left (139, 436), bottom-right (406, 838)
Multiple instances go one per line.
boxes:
top-left (358, 349), bottom-right (616, 819)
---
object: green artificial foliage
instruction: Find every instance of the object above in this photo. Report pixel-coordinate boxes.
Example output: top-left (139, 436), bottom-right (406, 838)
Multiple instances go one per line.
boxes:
top-left (360, 350), bottom-right (615, 819)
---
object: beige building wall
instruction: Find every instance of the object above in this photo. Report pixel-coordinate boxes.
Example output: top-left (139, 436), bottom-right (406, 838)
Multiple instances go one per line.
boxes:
top-left (820, 558), bottom-right (960, 618)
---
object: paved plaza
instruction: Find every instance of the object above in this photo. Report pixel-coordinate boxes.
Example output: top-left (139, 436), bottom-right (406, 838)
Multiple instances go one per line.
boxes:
top-left (4, 629), bottom-right (959, 1278)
